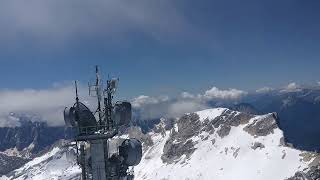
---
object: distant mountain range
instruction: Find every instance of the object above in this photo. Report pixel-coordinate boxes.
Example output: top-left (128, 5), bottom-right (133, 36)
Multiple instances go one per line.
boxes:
top-left (0, 118), bottom-right (71, 156)
top-left (242, 87), bottom-right (320, 151)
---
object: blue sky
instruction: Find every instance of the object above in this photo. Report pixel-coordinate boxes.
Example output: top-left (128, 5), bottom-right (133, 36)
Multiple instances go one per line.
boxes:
top-left (1, 0), bottom-right (320, 99)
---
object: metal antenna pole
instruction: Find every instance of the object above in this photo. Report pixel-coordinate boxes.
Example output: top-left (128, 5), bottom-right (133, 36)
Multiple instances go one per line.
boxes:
top-left (107, 83), bottom-right (113, 130)
top-left (75, 81), bottom-right (79, 103)
top-left (103, 79), bottom-right (113, 131)
top-left (95, 66), bottom-right (103, 127)
top-left (75, 81), bottom-right (80, 124)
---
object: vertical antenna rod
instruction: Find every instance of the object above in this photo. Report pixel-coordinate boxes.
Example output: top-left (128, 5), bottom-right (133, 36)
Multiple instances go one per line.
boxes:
top-left (75, 80), bottom-right (79, 103)
top-left (95, 65), bottom-right (103, 127)
top-left (74, 81), bottom-right (81, 134)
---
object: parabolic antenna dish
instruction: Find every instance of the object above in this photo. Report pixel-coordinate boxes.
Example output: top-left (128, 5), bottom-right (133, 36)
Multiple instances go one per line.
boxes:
top-left (73, 102), bottom-right (97, 128)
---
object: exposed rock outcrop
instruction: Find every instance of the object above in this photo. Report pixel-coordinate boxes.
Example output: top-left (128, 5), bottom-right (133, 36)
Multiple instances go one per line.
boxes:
top-left (243, 113), bottom-right (278, 137)
top-left (0, 153), bottom-right (29, 176)
top-left (161, 113), bottom-right (200, 164)
top-left (251, 142), bottom-right (265, 150)
top-left (0, 120), bottom-right (72, 156)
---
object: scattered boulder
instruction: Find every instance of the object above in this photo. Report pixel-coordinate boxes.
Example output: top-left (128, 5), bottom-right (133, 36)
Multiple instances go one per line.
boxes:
top-left (233, 148), bottom-right (240, 158)
top-left (217, 125), bottom-right (231, 138)
top-left (211, 139), bottom-right (216, 145)
top-left (251, 142), bottom-right (265, 150)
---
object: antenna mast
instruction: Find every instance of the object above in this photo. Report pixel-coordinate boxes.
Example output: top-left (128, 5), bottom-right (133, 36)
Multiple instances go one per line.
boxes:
top-left (95, 65), bottom-right (103, 126)
top-left (75, 80), bottom-right (79, 103)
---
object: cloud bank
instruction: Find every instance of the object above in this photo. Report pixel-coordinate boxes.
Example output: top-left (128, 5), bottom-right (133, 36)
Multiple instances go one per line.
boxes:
top-left (0, 84), bottom-right (95, 127)
top-left (203, 87), bottom-right (247, 100)
top-left (131, 86), bottom-right (247, 121)
top-left (0, 84), bottom-right (248, 127)
top-left (0, 0), bottom-right (195, 48)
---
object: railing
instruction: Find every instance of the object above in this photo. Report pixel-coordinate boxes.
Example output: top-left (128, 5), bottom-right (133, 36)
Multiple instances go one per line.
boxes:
top-left (78, 125), bottom-right (110, 135)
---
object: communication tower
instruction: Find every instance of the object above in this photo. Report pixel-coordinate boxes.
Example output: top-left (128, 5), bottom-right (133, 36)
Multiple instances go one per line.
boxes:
top-left (64, 66), bottom-right (142, 180)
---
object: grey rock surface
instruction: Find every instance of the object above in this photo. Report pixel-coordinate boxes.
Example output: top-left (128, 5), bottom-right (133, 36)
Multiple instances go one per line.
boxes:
top-left (286, 165), bottom-right (320, 180)
top-left (243, 113), bottom-right (278, 137)
top-left (161, 113), bottom-right (200, 164)
top-left (251, 142), bottom-right (265, 150)
top-left (0, 153), bottom-right (29, 176)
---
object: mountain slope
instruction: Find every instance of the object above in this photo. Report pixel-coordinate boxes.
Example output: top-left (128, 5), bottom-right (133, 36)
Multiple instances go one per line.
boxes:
top-left (2, 108), bottom-right (319, 180)
top-left (0, 140), bottom-right (80, 180)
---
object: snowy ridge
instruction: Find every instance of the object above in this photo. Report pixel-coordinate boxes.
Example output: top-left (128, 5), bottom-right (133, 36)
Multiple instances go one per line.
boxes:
top-left (134, 108), bottom-right (318, 180)
top-left (196, 108), bottom-right (228, 122)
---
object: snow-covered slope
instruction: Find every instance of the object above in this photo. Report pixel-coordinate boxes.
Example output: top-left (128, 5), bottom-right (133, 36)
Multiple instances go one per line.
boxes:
top-left (2, 108), bottom-right (319, 180)
top-left (0, 141), bottom-right (81, 180)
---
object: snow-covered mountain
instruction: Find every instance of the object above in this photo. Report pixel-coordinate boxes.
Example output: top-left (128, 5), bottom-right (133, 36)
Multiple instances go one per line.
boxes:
top-left (134, 108), bottom-right (319, 180)
top-left (0, 140), bottom-right (81, 180)
top-left (1, 108), bottom-right (319, 180)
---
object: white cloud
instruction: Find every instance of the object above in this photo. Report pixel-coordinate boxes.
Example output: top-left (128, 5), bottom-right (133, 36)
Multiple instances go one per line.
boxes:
top-left (256, 87), bottom-right (274, 93)
top-left (204, 87), bottom-right (247, 100)
top-left (0, 85), bottom-right (95, 127)
top-left (132, 86), bottom-right (247, 120)
top-left (281, 82), bottom-right (301, 92)
top-left (180, 92), bottom-right (195, 99)
top-left (131, 95), bottom-right (169, 108)
top-left (168, 101), bottom-right (208, 118)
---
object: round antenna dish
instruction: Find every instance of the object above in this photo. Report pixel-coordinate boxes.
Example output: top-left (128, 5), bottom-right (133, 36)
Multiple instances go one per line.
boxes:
top-left (119, 139), bottom-right (142, 166)
top-left (73, 102), bottom-right (97, 130)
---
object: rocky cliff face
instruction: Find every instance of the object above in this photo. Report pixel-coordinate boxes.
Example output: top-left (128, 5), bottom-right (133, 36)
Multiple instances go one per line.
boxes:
top-left (0, 119), bottom-right (72, 177)
top-left (0, 153), bottom-right (28, 176)
top-left (0, 120), bottom-right (71, 157)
